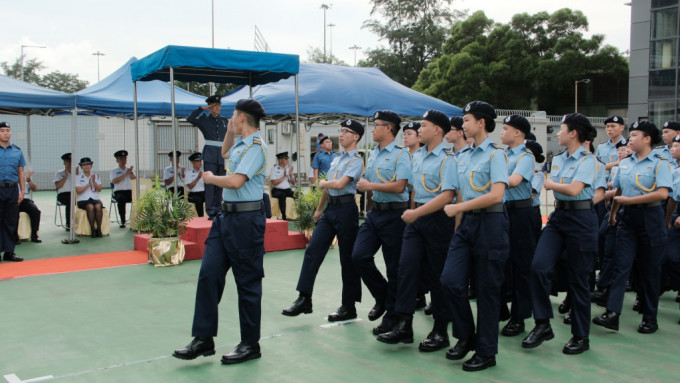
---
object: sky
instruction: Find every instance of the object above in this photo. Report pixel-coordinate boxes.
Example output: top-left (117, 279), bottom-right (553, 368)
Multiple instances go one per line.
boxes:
top-left (0, 0), bottom-right (632, 86)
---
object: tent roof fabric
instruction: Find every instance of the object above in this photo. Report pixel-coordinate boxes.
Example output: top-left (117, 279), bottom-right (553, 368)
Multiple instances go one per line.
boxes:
top-left (221, 63), bottom-right (462, 118)
top-left (0, 74), bottom-right (74, 113)
top-left (130, 45), bottom-right (300, 85)
top-left (75, 57), bottom-right (206, 117)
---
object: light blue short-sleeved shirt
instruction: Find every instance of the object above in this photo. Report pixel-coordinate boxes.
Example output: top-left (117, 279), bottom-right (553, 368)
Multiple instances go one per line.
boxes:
top-left (454, 145), bottom-right (470, 160)
top-left (550, 149), bottom-right (597, 201)
top-left (613, 153), bottom-right (673, 198)
top-left (531, 162), bottom-right (544, 207)
top-left (223, 132), bottom-right (267, 202)
top-left (412, 142), bottom-right (458, 204)
top-left (327, 149), bottom-right (363, 197)
top-left (365, 141), bottom-right (412, 203)
top-left (505, 144), bottom-right (535, 201)
top-left (672, 167), bottom-right (680, 202)
top-left (596, 137), bottom-right (624, 180)
top-left (456, 137), bottom-right (508, 202)
top-left (0, 144), bottom-right (26, 183)
top-left (594, 158), bottom-right (607, 190)
top-left (312, 150), bottom-right (338, 177)
top-left (651, 145), bottom-right (671, 162)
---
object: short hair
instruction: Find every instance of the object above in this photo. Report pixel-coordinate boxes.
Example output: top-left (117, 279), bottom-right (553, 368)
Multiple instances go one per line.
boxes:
top-left (237, 110), bottom-right (260, 128)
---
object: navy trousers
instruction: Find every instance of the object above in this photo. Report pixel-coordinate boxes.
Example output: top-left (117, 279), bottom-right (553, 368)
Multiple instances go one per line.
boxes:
top-left (531, 208), bottom-right (597, 337)
top-left (606, 206), bottom-right (667, 319)
top-left (204, 161), bottom-right (226, 217)
top-left (351, 208), bottom-right (406, 316)
top-left (663, 211), bottom-right (680, 290)
top-left (191, 204), bottom-right (266, 344)
top-left (296, 200), bottom-right (361, 305)
top-left (596, 212), bottom-right (619, 289)
top-left (441, 211), bottom-right (509, 357)
top-left (394, 210), bottom-right (455, 320)
top-left (0, 187), bottom-right (19, 253)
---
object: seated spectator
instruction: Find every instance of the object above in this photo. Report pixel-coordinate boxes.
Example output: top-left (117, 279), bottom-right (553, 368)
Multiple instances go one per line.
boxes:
top-left (75, 157), bottom-right (104, 238)
top-left (17, 171), bottom-right (41, 243)
top-left (164, 151), bottom-right (185, 196)
top-left (54, 152), bottom-right (75, 230)
top-left (110, 150), bottom-right (136, 228)
top-left (270, 151), bottom-right (296, 220)
top-left (185, 152), bottom-right (206, 217)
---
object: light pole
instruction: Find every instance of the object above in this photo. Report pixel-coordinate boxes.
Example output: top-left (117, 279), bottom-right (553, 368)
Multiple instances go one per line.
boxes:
top-left (321, 4), bottom-right (331, 63)
top-left (328, 23), bottom-right (335, 63)
top-left (574, 78), bottom-right (591, 113)
top-left (92, 51), bottom-right (105, 82)
top-left (20, 44), bottom-right (47, 82)
top-left (349, 45), bottom-right (361, 66)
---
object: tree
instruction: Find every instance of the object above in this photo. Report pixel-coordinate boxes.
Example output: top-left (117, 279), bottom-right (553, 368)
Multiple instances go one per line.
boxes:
top-left (361, 0), bottom-right (459, 87)
top-left (1, 57), bottom-right (88, 92)
top-left (1, 57), bottom-right (44, 84)
top-left (413, 9), bottom-right (629, 114)
top-left (305, 47), bottom-right (348, 66)
top-left (172, 82), bottom-right (239, 98)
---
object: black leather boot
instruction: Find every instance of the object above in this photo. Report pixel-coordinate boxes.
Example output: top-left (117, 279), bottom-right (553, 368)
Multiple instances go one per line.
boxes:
top-left (377, 314), bottom-right (413, 344)
top-left (282, 294), bottom-right (313, 316)
top-left (172, 337), bottom-right (215, 360)
top-left (592, 310), bottom-right (620, 331)
top-left (418, 320), bottom-right (450, 352)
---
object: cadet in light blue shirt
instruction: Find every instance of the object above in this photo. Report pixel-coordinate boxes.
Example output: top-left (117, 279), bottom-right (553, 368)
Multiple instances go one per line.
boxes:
top-left (283, 119), bottom-right (365, 323)
top-left (525, 140), bottom-right (546, 246)
top-left (175, 99), bottom-right (268, 364)
top-left (0, 121), bottom-right (26, 262)
top-left (311, 136), bottom-right (338, 182)
top-left (596, 115), bottom-right (626, 180)
top-left (652, 120), bottom-right (680, 168)
top-left (593, 121), bottom-right (672, 335)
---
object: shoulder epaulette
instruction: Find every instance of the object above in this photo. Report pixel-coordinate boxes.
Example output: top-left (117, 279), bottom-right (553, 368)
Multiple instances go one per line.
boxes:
top-left (556, 149), bottom-right (567, 156)
top-left (395, 145), bottom-right (404, 149)
top-left (654, 144), bottom-right (667, 149)
top-left (490, 143), bottom-right (502, 149)
top-left (444, 149), bottom-right (454, 156)
top-left (596, 157), bottom-right (606, 164)
top-left (654, 154), bottom-right (667, 161)
top-left (252, 137), bottom-right (262, 144)
top-left (12, 144), bottom-right (21, 149)
top-left (581, 151), bottom-right (591, 156)
top-left (355, 153), bottom-right (362, 158)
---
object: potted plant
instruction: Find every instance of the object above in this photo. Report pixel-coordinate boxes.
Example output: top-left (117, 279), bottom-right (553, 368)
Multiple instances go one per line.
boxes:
top-left (134, 176), bottom-right (195, 266)
top-left (293, 185), bottom-right (323, 242)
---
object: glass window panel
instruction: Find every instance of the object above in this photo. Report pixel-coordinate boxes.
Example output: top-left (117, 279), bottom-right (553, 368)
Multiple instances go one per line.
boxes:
top-left (650, 39), bottom-right (677, 68)
top-left (652, 0), bottom-right (678, 9)
top-left (648, 100), bottom-right (676, 127)
top-left (651, 8), bottom-right (678, 39)
top-left (649, 69), bottom-right (677, 99)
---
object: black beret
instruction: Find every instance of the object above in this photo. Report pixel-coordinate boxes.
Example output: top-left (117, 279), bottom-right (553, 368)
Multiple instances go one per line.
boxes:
top-left (562, 113), bottom-right (597, 139)
top-left (235, 98), bottom-right (266, 118)
top-left (373, 110), bottom-right (401, 127)
top-left (526, 132), bottom-right (537, 141)
top-left (615, 138), bottom-right (628, 149)
top-left (449, 116), bottom-right (464, 131)
top-left (674, 135), bottom-right (680, 144)
top-left (0, 121), bottom-right (10, 128)
top-left (276, 151), bottom-right (289, 159)
top-left (403, 121), bottom-right (420, 132)
top-left (630, 121), bottom-right (661, 145)
top-left (79, 157), bottom-right (93, 165)
top-left (662, 120), bottom-right (680, 131)
top-left (463, 101), bottom-right (497, 121)
top-left (604, 115), bottom-right (625, 125)
top-left (503, 114), bottom-right (531, 135)
top-left (205, 95), bottom-right (221, 104)
top-left (114, 150), bottom-right (128, 158)
top-left (422, 110), bottom-right (451, 133)
top-left (319, 135), bottom-right (331, 145)
top-left (525, 140), bottom-right (545, 164)
top-left (168, 150), bottom-right (182, 158)
top-left (340, 119), bottom-right (365, 139)
top-left (188, 152), bottom-right (202, 161)
top-left (318, 133), bottom-right (325, 137)
top-left (61, 153), bottom-right (72, 161)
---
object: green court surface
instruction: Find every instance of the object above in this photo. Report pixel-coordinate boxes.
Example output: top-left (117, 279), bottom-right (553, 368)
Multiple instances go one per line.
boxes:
top-left (1, 192), bottom-right (679, 382)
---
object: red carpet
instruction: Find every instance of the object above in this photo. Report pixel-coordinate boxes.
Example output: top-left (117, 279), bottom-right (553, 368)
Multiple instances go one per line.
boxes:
top-left (0, 250), bottom-right (148, 280)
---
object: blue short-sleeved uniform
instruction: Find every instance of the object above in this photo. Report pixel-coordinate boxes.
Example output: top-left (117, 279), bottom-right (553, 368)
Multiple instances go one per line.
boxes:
top-left (0, 143), bottom-right (25, 254)
top-left (312, 150), bottom-right (339, 178)
top-left (595, 137), bottom-right (624, 180)
top-left (192, 132), bottom-right (267, 344)
top-left (531, 163), bottom-right (544, 207)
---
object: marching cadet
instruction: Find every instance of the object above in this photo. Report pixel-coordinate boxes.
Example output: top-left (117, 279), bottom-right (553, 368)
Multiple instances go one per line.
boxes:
top-left (351, 111), bottom-right (412, 334)
top-left (282, 119), bottom-right (365, 321)
top-left (187, 95), bottom-right (229, 219)
top-left (110, 150), bottom-right (135, 228)
top-left (403, 122), bottom-right (421, 157)
top-left (497, 115), bottom-right (537, 338)
top-left (173, 99), bottom-right (268, 365)
top-left (377, 110), bottom-right (457, 354)
top-left (0, 122), bottom-right (26, 262)
top-left (522, 113), bottom-right (598, 355)
top-left (270, 152), bottom-right (296, 220)
top-left (440, 102), bottom-right (508, 372)
top-left (652, 121), bottom-right (680, 166)
top-left (446, 116), bottom-right (470, 158)
top-left (525, 140), bottom-right (545, 238)
top-left (164, 151), bottom-right (185, 196)
top-left (592, 121), bottom-right (672, 334)
top-left (185, 152), bottom-right (206, 217)
top-left (597, 116), bottom-right (627, 177)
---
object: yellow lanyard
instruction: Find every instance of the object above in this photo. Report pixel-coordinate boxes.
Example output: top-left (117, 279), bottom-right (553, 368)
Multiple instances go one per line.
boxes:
top-left (469, 149), bottom-right (504, 192)
top-left (333, 156), bottom-right (361, 180)
top-left (375, 150), bottom-right (405, 183)
top-left (421, 155), bottom-right (450, 193)
top-left (226, 140), bottom-right (266, 176)
top-left (635, 161), bottom-right (663, 192)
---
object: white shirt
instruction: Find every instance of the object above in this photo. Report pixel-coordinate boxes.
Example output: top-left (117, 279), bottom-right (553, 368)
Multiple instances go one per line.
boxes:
top-left (76, 173), bottom-right (102, 201)
top-left (110, 166), bottom-right (134, 191)
top-left (19, 181), bottom-right (31, 200)
top-left (53, 169), bottom-right (71, 193)
top-left (164, 166), bottom-right (184, 188)
top-left (185, 168), bottom-right (205, 192)
top-left (270, 164), bottom-right (292, 189)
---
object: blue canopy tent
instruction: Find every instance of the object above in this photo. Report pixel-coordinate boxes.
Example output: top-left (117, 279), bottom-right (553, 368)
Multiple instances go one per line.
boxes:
top-left (130, 45), bottom-right (300, 193)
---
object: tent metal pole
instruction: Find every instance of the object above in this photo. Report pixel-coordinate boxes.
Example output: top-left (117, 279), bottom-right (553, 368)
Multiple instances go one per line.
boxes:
top-left (249, 73), bottom-right (253, 97)
top-left (133, 82), bottom-right (140, 204)
top-left (294, 74), bottom-right (301, 186)
top-left (25, 115), bottom-right (31, 168)
top-left (170, 67), bottom-right (178, 195)
top-left (63, 102), bottom-right (79, 244)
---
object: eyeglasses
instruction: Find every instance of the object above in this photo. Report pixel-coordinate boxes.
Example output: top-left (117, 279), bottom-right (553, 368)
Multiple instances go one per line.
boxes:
top-left (372, 122), bottom-right (389, 127)
top-left (338, 128), bottom-right (357, 135)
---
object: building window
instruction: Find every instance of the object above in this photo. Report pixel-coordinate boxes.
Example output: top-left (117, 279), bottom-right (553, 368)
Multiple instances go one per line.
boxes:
top-left (652, 0), bottom-right (678, 9)
top-left (649, 100), bottom-right (676, 126)
top-left (651, 8), bottom-right (678, 39)
top-left (649, 69), bottom-right (677, 98)
top-left (650, 39), bottom-right (677, 68)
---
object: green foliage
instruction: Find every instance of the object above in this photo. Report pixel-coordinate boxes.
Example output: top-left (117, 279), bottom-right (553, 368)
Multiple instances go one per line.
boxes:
top-left (1, 57), bottom-right (88, 92)
top-left (413, 8), bottom-right (629, 113)
top-left (293, 186), bottom-right (323, 234)
top-left (135, 176), bottom-right (195, 238)
top-left (173, 81), bottom-right (239, 97)
top-left (305, 47), bottom-right (349, 66)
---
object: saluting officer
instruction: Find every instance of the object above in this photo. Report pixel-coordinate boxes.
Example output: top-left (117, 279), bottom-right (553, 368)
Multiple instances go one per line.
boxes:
top-left (187, 95), bottom-right (229, 219)
top-left (0, 122), bottom-right (26, 262)
top-left (351, 111), bottom-right (412, 331)
top-left (185, 152), bottom-right (206, 217)
top-left (282, 119), bottom-right (365, 321)
top-left (173, 99), bottom-right (268, 365)
top-left (270, 151), bottom-right (296, 220)
top-left (593, 121), bottom-right (672, 334)
top-left (522, 113), bottom-right (598, 355)
top-left (377, 110), bottom-right (457, 354)
top-left (110, 150), bottom-right (135, 228)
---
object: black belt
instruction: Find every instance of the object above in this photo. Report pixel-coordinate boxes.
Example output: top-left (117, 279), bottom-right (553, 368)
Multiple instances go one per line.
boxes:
top-left (505, 199), bottom-right (532, 209)
top-left (0, 182), bottom-right (18, 188)
top-left (372, 201), bottom-right (408, 211)
top-left (470, 203), bottom-right (505, 214)
top-left (327, 194), bottom-right (355, 205)
top-left (221, 201), bottom-right (262, 213)
top-left (626, 201), bottom-right (662, 209)
top-left (555, 200), bottom-right (593, 210)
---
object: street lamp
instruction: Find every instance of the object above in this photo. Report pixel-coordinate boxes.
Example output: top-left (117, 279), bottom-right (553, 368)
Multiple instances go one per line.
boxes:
top-left (349, 45), bottom-right (361, 66)
top-left (574, 78), bottom-right (590, 113)
top-left (321, 4), bottom-right (331, 63)
top-left (20, 44), bottom-right (47, 82)
top-left (92, 51), bottom-right (105, 82)
top-left (328, 23), bottom-right (335, 63)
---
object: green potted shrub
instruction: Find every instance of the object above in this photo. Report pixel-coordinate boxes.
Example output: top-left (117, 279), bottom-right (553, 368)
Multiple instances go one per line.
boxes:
top-left (134, 176), bottom-right (195, 266)
top-left (293, 185), bottom-right (323, 242)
